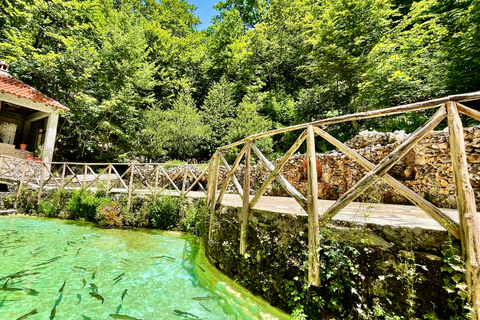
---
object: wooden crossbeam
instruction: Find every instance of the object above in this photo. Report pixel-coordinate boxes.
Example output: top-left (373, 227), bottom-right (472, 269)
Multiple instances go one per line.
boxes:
top-left (319, 106), bottom-right (447, 225)
top-left (219, 153), bottom-right (244, 196)
top-left (250, 130), bottom-right (307, 208)
top-left (85, 166), bottom-right (109, 190)
top-left (312, 126), bottom-right (460, 238)
top-left (216, 145), bottom-right (247, 205)
top-left (250, 143), bottom-right (308, 212)
top-left (159, 166), bottom-right (183, 194)
top-left (185, 166), bottom-right (207, 194)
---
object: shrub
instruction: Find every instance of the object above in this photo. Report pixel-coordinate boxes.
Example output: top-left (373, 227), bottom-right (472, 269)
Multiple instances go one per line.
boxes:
top-left (179, 199), bottom-right (208, 237)
top-left (67, 188), bottom-right (109, 221)
top-left (96, 200), bottom-right (123, 227)
top-left (149, 195), bottom-right (182, 230)
top-left (3, 194), bottom-right (14, 209)
top-left (16, 188), bottom-right (39, 215)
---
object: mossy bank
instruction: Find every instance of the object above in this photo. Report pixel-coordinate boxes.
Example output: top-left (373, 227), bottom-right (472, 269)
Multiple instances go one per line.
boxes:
top-left (206, 206), bottom-right (470, 319)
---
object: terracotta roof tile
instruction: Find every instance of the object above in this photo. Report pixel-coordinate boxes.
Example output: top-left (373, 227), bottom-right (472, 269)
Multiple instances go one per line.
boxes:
top-left (0, 73), bottom-right (69, 112)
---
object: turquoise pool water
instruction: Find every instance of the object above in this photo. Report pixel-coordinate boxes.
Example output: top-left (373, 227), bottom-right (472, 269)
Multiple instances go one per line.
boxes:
top-left (0, 216), bottom-right (288, 320)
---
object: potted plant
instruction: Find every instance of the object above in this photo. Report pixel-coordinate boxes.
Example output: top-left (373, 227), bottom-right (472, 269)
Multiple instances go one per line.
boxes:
top-left (20, 141), bottom-right (27, 150)
top-left (26, 155), bottom-right (34, 161)
top-left (35, 145), bottom-right (43, 161)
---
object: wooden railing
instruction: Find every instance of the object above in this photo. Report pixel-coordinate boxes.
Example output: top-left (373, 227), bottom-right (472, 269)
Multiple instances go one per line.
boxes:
top-left (206, 91), bottom-right (480, 316)
top-left (0, 157), bottom-right (208, 211)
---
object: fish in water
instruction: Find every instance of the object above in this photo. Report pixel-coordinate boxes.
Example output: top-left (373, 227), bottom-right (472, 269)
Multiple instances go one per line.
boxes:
top-left (23, 288), bottom-right (39, 296)
top-left (192, 296), bottom-right (216, 301)
top-left (89, 292), bottom-right (104, 305)
top-left (81, 316), bottom-right (92, 320)
top-left (76, 293), bottom-right (82, 305)
top-left (3, 250), bottom-right (6, 256)
top-left (113, 272), bottom-right (125, 281)
top-left (82, 279), bottom-right (87, 288)
top-left (0, 270), bottom-right (28, 281)
top-left (89, 283), bottom-right (98, 292)
top-left (76, 248), bottom-right (82, 256)
top-left (15, 308), bottom-right (38, 320)
top-left (59, 280), bottom-right (66, 292)
top-left (73, 266), bottom-right (87, 271)
top-left (116, 304), bottom-right (123, 314)
top-left (109, 314), bottom-right (142, 320)
top-left (91, 271), bottom-right (97, 280)
top-left (50, 304), bottom-right (56, 320)
top-left (197, 265), bottom-right (205, 272)
top-left (121, 289), bottom-right (128, 301)
top-left (151, 255), bottom-right (175, 261)
top-left (173, 310), bottom-right (199, 319)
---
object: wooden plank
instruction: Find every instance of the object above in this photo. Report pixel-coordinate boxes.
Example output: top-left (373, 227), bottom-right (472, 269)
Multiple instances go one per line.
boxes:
top-left (240, 141), bottom-right (251, 255)
top-left (126, 164), bottom-right (135, 212)
top-left (312, 126), bottom-right (460, 239)
top-left (219, 153), bottom-right (244, 196)
top-left (37, 163), bottom-right (45, 200)
top-left (306, 125), bottom-right (320, 286)
top-left (208, 152), bottom-right (220, 240)
top-left (250, 130), bottom-right (307, 208)
top-left (319, 106), bottom-right (447, 224)
top-left (250, 143), bottom-right (308, 212)
top-left (154, 165), bottom-right (159, 197)
top-left (446, 101), bottom-right (480, 318)
top-left (216, 145), bottom-right (247, 205)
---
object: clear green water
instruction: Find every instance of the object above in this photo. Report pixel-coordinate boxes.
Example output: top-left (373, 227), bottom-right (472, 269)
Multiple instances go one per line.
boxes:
top-left (0, 216), bottom-right (288, 320)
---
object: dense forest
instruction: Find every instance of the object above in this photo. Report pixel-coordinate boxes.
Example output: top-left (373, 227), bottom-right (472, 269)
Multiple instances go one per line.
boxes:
top-left (1, 0), bottom-right (479, 163)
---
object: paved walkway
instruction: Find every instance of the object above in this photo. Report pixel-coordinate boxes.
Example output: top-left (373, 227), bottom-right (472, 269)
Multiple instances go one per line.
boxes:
top-left (214, 193), bottom-right (459, 233)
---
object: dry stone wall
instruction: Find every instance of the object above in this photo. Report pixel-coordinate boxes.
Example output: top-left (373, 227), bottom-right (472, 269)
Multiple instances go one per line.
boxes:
top-left (216, 126), bottom-right (480, 209)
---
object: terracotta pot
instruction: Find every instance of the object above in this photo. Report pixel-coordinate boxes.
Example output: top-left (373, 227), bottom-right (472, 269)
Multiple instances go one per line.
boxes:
top-left (20, 144), bottom-right (27, 150)
top-left (35, 158), bottom-right (42, 162)
top-left (26, 156), bottom-right (34, 161)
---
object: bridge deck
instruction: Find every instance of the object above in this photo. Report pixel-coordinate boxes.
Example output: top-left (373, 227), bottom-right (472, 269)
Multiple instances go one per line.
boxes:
top-left (131, 188), bottom-right (459, 232)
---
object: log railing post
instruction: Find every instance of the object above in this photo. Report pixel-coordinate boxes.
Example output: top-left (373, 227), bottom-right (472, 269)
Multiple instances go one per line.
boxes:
top-left (83, 164), bottom-right (88, 188)
top-left (60, 163), bottom-right (66, 191)
top-left (240, 141), bottom-right (251, 255)
top-left (126, 164), bottom-right (135, 212)
top-left (446, 101), bottom-right (480, 319)
top-left (306, 125), bottom-right (320, 286)
top-left (14, 161), bottom-right (28, 208)
top-left (106, 164), bottom-right (112, 196)
top-left (208, 152), bottom-right (220, 240)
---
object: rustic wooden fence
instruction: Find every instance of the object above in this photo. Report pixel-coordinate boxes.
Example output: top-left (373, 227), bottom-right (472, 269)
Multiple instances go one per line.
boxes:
top-left (0, 158), bottom-right (208, 211)
top-left (206, 91), bottom-right (480, 318)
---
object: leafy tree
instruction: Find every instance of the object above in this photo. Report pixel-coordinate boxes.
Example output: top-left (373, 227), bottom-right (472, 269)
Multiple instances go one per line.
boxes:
top-left (142, 91), bottom-right (210, 160)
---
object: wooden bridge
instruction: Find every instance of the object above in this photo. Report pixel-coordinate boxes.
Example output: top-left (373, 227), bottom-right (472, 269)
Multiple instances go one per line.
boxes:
top-left (3, 91), bottom-right (480, 318)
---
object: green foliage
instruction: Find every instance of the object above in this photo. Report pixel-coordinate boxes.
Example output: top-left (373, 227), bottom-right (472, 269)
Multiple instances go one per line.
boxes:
top-left (96, 200), bottom-right (124, 227)
top-left (67, 188), bottom-right (109, 221)
top-left (2, 194), bottom-right (13, 209)
top-left (141, 91), bottom-right (210, 160)
top-left (149, 195), bottom-right (182, 230)
top-left (178, 199), bottom-right (208, 236)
